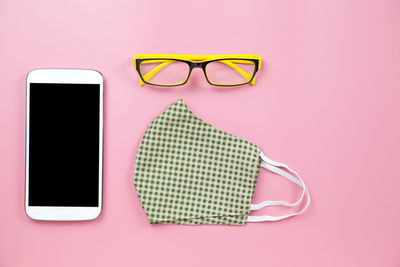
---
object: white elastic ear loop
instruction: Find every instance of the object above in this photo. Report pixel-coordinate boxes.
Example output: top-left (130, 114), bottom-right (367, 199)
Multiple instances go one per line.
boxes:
top-left (247, 151), bottom-right (310, 222)
top-left (251, 152), bottom-right (305, 209)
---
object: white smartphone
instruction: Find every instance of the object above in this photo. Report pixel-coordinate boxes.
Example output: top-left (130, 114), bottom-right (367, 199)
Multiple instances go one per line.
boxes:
top-left (25, 69), bottom-right (103, 221)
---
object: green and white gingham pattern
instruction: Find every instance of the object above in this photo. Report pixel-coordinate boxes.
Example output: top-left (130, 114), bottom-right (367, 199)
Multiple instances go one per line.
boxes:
top-left (134, 99), bottom-right (261, 225)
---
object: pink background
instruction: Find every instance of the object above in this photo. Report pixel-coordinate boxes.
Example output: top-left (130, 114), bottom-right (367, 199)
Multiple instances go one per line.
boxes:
top-left (1, 0), bottom-right (400, 266)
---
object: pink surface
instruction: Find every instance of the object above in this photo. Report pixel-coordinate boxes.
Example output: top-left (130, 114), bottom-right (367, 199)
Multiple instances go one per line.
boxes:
top-left (1, 0), bottom-right (400, 266)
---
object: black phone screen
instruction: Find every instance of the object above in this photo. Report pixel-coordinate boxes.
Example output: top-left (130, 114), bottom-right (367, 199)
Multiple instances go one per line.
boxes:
top-left (28, 83), bottom-right (100, 207)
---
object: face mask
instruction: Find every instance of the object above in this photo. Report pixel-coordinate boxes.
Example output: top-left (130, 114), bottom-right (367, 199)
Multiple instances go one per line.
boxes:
top-left (134, 99), bottom-right (310, 225)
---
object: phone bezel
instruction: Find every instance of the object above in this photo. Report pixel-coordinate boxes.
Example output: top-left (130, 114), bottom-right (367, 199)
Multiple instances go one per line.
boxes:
top-left (25, 69), bottom-right (104, 221)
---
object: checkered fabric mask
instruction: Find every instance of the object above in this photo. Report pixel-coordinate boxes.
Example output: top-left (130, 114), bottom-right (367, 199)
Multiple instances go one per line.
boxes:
top-left (134, 99), bottom-right (310, 225)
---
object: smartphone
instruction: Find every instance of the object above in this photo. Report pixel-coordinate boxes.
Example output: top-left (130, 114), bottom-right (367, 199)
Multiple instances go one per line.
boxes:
top-left (25, 69), bottom-right (103, 221)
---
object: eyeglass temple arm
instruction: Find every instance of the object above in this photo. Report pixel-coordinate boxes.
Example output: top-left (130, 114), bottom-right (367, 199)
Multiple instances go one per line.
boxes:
top-left (139, 61), bottom-right (174, 86)
top-left (138, 60), bottom-right (256, 86)
top-left (219, 60), bottom-right (256, 85)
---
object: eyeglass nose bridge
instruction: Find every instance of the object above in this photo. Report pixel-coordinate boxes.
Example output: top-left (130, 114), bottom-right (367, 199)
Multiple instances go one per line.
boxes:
top-left (189, 62), bottom-right (206, 69)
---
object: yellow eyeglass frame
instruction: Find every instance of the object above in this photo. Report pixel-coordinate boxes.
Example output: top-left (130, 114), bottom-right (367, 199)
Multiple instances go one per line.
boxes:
top-left (133, 54), bottom-right (262, 87)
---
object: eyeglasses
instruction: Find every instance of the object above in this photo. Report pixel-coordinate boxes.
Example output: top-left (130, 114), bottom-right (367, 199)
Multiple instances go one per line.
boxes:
top-left (133, 54), bottom-right (261, 87)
